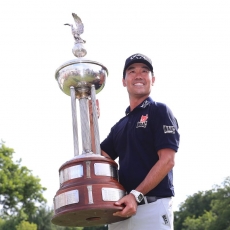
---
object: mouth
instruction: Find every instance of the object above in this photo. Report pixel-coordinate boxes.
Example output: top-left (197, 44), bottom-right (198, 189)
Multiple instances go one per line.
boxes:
top-left (133, 82), bottom-right (144, 86)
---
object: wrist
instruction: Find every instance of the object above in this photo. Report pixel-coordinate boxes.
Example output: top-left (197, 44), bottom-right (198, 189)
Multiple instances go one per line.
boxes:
top-left (130, 190), bottom-right (144, 203)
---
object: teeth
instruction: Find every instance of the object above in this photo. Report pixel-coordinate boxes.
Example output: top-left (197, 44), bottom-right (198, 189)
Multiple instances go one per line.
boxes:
top-left (134, 83), bottom-right (143, 85)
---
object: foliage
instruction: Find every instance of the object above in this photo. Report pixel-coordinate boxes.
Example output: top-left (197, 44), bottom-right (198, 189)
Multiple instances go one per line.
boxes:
top-left (0, 141), bottom-right (108, 230)
top-left (0, 141), bottom-right (46, 218)
top-left (174, 189), bottom-right (215, 229)
top-left (29, 206), bottom-right (84, 230)
top-left (29, 206), bottom-right (55, 230)
top-left (0, 215), bottom-right (23, 230)
top-left (174, 176), bottom-right (230, 230)
top-left (16, 220), bottom-right (37, 230)
top-left (0, 206), bottom-right (84, 230)
top-left (55, 226), bottom-right (83, 230)
top-left (182, 211), bottom-right (217, 230)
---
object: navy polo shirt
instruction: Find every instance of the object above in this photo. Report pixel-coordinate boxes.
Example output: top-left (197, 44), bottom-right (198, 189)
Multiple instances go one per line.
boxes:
top-left (100, 97), bottom-right (180, 197)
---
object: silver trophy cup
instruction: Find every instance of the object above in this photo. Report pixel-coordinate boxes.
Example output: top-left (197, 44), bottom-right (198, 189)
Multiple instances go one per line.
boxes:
top-left (52, 13), bottom-right (127, 227)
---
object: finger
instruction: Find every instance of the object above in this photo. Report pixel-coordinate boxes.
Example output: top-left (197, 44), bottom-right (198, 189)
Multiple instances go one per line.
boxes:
top-left (114, 196), bottom-right (126, 206)
top-left (113, 211), bottom-right (121, 216)
top-left (113, 211), bottom-right (131, 218)
top-left (96, 99), bottom-right (100, 118)
top-left (114, 201), bottom-right (121, 206)
top-left (113, 204), bottom-right (128, 216)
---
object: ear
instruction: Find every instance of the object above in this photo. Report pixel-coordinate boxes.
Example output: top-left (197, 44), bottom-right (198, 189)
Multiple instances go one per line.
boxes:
top-left (122, 78), bottom-right (127, 87)
top-left (151, 76), bottom-right (155, 85)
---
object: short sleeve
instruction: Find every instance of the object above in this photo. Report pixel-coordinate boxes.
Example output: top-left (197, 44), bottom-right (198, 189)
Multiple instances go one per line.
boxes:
top-left (151, 103), bottom-right (180, 152)
top-left (100, 126), bottom-right (118, 160)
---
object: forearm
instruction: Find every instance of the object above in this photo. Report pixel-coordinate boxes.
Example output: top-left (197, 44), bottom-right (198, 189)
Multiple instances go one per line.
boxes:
top-left (135, 148), bottom-right (175, 195)
top-left (101, 150), bottom-right (111, 158)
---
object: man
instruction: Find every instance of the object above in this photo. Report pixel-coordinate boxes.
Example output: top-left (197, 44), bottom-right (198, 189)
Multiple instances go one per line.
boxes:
top-left (100, 53), bottom-right (180, 229)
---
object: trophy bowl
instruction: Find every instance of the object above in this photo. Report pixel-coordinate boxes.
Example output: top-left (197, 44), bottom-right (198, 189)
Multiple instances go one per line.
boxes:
top-left (55, 59), bottom-right (108, 98)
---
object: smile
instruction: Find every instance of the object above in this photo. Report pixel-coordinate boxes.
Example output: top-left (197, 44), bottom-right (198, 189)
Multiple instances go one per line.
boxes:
top-left (134, 83), bottom-right (144, 86)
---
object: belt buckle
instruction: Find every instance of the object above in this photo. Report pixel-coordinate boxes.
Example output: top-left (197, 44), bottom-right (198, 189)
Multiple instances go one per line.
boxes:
top-left (138, 196), bottom-right (150, 205)
top-left (143, 196), bottom-right (148, 204)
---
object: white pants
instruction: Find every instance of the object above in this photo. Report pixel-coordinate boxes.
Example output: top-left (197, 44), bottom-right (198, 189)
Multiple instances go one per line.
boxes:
top-left (108, 197), bottom-right (173, 230)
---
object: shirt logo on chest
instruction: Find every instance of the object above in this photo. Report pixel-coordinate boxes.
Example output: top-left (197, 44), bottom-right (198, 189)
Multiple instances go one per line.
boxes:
top-left (136, 114), bottom-right (148, 128)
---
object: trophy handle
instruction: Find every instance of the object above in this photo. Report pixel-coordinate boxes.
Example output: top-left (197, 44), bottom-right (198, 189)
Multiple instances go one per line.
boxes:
top-left (91, 85), bottom-right (101, 155)
top-left (70, 86), bottom-right (80, 156)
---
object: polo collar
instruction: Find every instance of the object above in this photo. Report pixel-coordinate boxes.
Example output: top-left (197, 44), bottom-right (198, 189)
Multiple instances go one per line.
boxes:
top-left (125, 97), bottom-right (153, 115)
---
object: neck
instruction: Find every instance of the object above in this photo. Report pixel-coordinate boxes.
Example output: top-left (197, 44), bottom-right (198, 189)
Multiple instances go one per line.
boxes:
top-left (129, 95), bottom-right (149, 111)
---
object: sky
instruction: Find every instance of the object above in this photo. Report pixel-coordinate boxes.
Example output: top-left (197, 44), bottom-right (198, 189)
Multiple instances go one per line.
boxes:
top-left (0, 0), bottom-right (230, 211)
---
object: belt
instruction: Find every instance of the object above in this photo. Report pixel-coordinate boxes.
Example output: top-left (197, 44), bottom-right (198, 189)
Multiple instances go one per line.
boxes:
top-left (138, 196), bottom-right (165, 205)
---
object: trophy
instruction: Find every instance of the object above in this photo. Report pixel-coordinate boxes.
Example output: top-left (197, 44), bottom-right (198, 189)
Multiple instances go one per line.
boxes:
top-left (51, 13), bottom-right (127, 227)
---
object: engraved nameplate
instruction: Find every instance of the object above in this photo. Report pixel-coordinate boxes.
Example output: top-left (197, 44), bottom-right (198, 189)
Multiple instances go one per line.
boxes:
top-left (54, 190), bottom-right (79, 210)
top-left (102, 188), bottom-right (125, 201)
top-left (59, 165), bottom-right (83, 184)
top-left (86, 161), bottom-right (91, 178)
top-left (94, 163), bottom-right (117, 178)
top-left (87, 185), bottom-right (94, 204)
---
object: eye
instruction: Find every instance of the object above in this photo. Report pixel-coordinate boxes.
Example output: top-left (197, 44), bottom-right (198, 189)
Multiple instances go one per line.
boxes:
top-left (129, 70), bottom-right (135, 74)
top-left (142, 69), bottom-right (149, 73)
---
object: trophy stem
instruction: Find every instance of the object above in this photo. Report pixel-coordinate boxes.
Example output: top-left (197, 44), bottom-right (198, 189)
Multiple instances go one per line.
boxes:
top-left (70, 86), bottom-right (79, 156)
top-left (79, 97), bottom-right (91, 154)
top-left (91, 85), bottom-right (101, 155)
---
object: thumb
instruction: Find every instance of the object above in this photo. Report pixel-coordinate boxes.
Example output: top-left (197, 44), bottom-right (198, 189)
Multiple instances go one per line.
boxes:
top-left (114, 197), bottom-right (125, 206)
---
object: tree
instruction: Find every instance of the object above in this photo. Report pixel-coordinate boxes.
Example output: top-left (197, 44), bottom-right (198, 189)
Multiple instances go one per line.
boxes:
top-left (29, 206), bottom-right (55, 230)
top-left (174, 177), bottom-right (230, 230)
top-left (207, 177), bottom-right (230, 230)
top-left (182, 211), bottom-right (217, 230)
top-left (0, 141), bottom-right (46, 218)
top-left (0, 210), bottom-right (29, 230)
top-left (16, 220), bottom-right (37, 230)
top-left (0, 141), bottom-right (108, 230)
top-left (29, 205), bottom-right (83, 230)
top-left (174, 189), bottom-right (215, 229)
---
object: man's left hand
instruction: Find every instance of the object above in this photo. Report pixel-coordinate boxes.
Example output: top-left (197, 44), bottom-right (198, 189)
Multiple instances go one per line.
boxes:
top-left (113, 193), bottom-right (137, 218)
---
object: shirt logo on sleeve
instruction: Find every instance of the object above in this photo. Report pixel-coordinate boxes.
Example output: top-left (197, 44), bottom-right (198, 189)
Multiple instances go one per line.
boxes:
top-left (163, 125), bottom-right (175, 134)
top-left (136, 114), bottom-right (148, 128)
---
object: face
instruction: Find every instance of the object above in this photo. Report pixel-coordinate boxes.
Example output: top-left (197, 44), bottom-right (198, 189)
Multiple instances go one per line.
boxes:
top-left (122, 63), bottom-right (155, 99)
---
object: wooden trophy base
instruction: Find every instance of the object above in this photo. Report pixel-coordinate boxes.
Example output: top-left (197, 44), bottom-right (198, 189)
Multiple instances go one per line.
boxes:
top-left (52, 198), bottom-right (127, 227)
top-left (52, 155), bottom-right (128, 227)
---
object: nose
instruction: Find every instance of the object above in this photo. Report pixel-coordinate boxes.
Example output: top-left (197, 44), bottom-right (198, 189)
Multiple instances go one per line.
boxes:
top-left (135, 70), bottom-right (143, 79)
